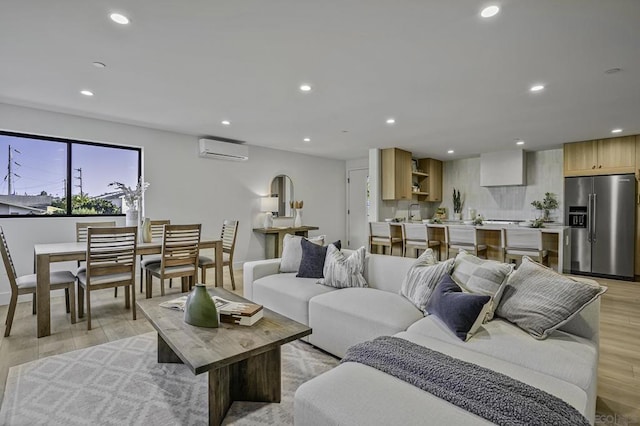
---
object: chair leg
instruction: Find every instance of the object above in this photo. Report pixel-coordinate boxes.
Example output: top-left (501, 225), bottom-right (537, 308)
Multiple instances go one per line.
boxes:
top-left (78, 285), bottom-right (84, 318)
top-left (114, 287), bottom-right (118, 298)
top-left (160, 278), bottom-right (165, 297)
top-left (146, 271), bottom-right (152, 299)
top-left (65, 288), bottom-right (70, 314)
top-left (68, 284), bottom-right (76, 324)
top-left (229, 264), bottom-right (236, 290)
top-left (131, 282), bottom-right (136, 321)
top-left (124, 285), bottom-right (131, 309)
top-left (4, 293), bottom-right (18, 337)
top-left (201, 267), bottom-right (207, 285)
top-left (140, 266), bottom-right (144, 293)
top-left (169, 278), bottom-right (173, 288)
top-left (86, 287), bottom-right (92, 331)
top-left (32, 293), bottom-right (37, 315)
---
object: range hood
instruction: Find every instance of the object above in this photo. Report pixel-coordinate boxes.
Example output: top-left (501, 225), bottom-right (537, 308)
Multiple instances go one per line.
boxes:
top-left (480, 149), bottom-right (526, 186)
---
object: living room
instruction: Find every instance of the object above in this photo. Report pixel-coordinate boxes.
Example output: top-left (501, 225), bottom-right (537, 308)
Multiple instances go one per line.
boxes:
top-left (1, 1), bottom-right (639, 425)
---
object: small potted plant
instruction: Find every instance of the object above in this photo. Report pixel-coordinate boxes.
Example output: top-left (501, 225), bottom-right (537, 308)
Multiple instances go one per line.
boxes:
top-left (472, 215), bottom-right (484, 226)
top-left (531, 192), bottom-right (559, 222)
top-left (452, 188), bottom-right (463, 221)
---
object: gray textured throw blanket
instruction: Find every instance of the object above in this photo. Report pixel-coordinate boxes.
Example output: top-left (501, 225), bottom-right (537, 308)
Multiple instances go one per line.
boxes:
top-left (342, 336), bottom-right (589, 426)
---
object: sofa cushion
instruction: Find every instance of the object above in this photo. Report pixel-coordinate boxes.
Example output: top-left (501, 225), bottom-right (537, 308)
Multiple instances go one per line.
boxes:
top-left (252, 272), bottom-right (337, 326)
top-left (295, 337), bottom-right (589, 426)
top-left (318, 245), bottom-right (367, 289)
top-left (400, 251), bottom-right (454, 314)
top-left (297, 239), bottom-right (341, 278)
top-left (308, 288), bottom-right (423, 358)
top-left (363, 254), bottom-right (416, 292)
top-left (280, 234), bottom-right (325, 273)
top-left (425, 274), bottom-right (491, 341)
top-left (451, 249), bottom-right (514, 321)
top-left (406, 315), bottom-right (598, 394)
top-left (496, 256), bottom-right (607, 340)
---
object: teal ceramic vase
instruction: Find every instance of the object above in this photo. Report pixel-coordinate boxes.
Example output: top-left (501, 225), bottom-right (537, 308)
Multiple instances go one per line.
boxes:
top-left (184, 284), bottom-right (219, 328)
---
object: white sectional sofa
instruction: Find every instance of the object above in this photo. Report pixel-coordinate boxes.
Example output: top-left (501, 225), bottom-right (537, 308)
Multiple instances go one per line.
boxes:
top-left (243, 251), bottom-right (601, 425)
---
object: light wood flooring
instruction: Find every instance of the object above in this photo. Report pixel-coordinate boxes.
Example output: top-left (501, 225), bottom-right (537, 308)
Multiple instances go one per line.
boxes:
top-left (0, 270), bottom-right (638, 424)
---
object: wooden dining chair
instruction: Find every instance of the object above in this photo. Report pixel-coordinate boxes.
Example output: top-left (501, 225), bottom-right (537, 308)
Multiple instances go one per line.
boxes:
top-left (77, 226), bottom-right (138, 330)
top-left (143, 224), bottom-right (201, 298)
top-left (198, 220), bottom-right (239, 290)
top-left (502, 228), bottom-right (548, 266)
top-left (445, 225), bottom-right (487, 259)
top-left (369, 222), bottom-right (402, 255)
top-left (401, 223), bottom-right (441, 260)
top-left (1, 226), bottom-right (76, 337)
top-left (139, 219), bottom-right (171, 293)
top-left (76, 221), bottom-right (117, 296)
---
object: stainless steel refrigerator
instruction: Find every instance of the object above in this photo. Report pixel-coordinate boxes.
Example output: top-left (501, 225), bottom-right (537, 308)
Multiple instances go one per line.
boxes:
top-left (565, 174), bottom-right (636, 280)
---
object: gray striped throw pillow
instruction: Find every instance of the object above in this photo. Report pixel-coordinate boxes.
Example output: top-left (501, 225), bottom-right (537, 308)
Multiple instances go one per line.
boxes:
top-left (318, 245), bottom-right (367, 288)
top-left (400, 249), bottom-right (455, 314)
top-left (496, 256), bottom-right (607, 340)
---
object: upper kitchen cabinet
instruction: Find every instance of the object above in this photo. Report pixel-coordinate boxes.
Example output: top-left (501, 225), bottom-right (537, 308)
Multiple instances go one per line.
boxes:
top-left (564, 136), bottom-right (636, 176)
top-left (382, 148), bottom-right (412, 200)
top-left (417, 158), bottom-right (443, 202)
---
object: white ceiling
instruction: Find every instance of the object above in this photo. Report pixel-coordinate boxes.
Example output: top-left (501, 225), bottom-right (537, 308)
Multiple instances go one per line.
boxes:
top-left (1, 0), bottom-right (639, 161)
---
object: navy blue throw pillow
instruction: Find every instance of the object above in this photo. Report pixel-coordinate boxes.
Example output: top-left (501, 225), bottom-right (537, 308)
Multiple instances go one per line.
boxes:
top-left (425, 274), bottom-right (491, 341)
top-left (296, 239), bottom-right (341, 279)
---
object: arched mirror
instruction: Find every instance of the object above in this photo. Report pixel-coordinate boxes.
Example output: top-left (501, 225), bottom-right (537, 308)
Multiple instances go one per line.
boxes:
top-left (270, 175), bottom-right (294, 218)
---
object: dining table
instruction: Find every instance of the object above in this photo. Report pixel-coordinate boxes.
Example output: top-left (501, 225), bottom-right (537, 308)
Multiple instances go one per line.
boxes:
top-left (33, 237), bottom-right (222, 338)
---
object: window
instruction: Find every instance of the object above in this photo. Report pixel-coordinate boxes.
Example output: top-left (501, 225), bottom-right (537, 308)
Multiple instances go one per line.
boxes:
top-left (0, 131), bottom-right (141, 217)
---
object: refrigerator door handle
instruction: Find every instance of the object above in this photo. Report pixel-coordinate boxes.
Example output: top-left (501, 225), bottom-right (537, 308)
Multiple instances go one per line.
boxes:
top-left (587, 194), bottom-right (592, 243)
top-left (592, 193), bottom-right (597, 243)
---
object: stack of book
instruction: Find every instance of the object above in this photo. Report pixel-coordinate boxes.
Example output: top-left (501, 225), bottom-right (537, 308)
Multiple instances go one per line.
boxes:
top-left (213, 296), bottom-right (264, 326)
top-left (158, 295), bottom-right (264, 326)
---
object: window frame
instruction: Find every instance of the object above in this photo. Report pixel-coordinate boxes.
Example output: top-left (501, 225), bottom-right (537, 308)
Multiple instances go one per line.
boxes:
top-left (0, 130), bottom-right (142, 218)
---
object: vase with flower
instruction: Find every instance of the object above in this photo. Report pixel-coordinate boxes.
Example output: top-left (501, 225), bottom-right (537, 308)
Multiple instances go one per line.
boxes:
top-left (109, 178), bottom-right (150, 232)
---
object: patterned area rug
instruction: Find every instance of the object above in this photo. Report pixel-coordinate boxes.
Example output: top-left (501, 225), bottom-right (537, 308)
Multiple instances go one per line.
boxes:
top-left (0, 332), bottom-right (339, 425)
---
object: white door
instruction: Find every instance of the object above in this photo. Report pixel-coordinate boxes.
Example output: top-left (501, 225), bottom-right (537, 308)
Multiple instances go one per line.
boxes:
top-left (347, 168), bottom-right (369, 249)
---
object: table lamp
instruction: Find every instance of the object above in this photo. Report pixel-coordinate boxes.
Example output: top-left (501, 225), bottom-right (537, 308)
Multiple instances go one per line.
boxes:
top-left (261, 196), bottom-right (279, 228)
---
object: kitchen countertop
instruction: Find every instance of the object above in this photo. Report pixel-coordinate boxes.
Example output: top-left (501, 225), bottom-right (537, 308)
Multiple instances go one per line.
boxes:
top-left (387, 221), bottom-right (568, 233)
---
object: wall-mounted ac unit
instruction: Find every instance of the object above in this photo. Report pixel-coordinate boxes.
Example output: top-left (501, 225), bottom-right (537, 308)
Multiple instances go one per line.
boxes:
top-left (198, 138), bottom-right (249, 161)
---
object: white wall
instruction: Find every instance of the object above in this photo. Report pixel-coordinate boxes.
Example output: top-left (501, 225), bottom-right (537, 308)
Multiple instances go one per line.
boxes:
top-left (441, 149), bottom-right (564, 222)
top-left (0, 103), bottom-right (346, 305)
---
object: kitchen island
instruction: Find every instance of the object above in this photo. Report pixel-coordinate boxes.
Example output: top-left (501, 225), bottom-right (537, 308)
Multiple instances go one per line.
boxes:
top-left (385, 222), bottom-right (570, 273)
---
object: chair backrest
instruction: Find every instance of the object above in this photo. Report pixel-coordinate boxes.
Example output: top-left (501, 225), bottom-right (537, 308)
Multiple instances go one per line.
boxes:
top-left (402, 223), bottom-right (428, 242)
top-left (160, 224), bottom-right (201, 274)
top-left (503, 228), bottom-right (543, 250)
top-left (150, 220), bottom-right (171, 241)
top-left (446, 226), bottom-right (478, 246)
top-left (221, 220), bottom-right (239, 254)
top-left (76, 221), bottom-right (117, 242)
top-left (370, 222), bottom-right (391, 238)
top-left (0, 227), bottom-right (18, 292)
top-left (86, 226), bottom-right (138, 282)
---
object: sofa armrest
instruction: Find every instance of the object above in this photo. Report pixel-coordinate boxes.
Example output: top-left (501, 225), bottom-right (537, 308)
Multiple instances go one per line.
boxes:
top-left (243, 259), bottom-right (281, 300)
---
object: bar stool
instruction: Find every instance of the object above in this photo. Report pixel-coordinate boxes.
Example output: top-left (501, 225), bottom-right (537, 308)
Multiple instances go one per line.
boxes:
top-left (445, 225), bottom-right (487, 259)
top-left (369, 222), bottom-right (402, 256)
top-left (502, 228), bottom-right (548, 267)
top-left (402, 223), bottom-right (441, 260)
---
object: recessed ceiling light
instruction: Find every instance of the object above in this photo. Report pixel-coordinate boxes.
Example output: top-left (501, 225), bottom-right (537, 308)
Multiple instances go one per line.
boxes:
top-left (386, 118), bottom-right (396, 125)
top-left (92, 62), bottom-right (106, 68)
top-left (447, 150), bottom-right (454, 154)
top-left (299, 84), bottom-right (312, 92)
top-left (221, 120), bottom-right (231, 126)
top-left (516, 140), bottom-right (525, 145)
top-left (611, 128), bottom-right (623, 134)
top-left (109, 13), bottom-right (130, 25)
top-left (605, 68), bottom-right (621, 74)
top-left (530, 84), bottom-right (545, 92)
top-left (80, 90), bottom-right (94, 96)
top-left (303, 138), bottom-right (311, 142)
top-left (480, 5), bottom-right (500, 18)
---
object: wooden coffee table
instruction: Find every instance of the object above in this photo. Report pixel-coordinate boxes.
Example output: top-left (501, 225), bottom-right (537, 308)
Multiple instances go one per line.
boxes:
top-left (137, 287), bottom-right (311, 425)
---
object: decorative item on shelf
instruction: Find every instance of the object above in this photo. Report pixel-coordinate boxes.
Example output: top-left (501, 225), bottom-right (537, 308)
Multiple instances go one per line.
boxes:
top-left (183, 284), bottom-right (219, 328)
top-left (452, 188), bottom-right (463, 221)
top-left (472, 215), bottom-right (484, 226)
top-left (434, 207), bottom-right (447, 221)
top-left (109, 178), bottom-right (150, 227)
top-left (412, 184), bottom-right (420, 193)
top-left (292, 200), bottom-right (304, 227)
top-left (411, 159), bottom-right (418, 172)
top-left (530, 217), bottom-right (546, 228)
top-left (141, 217), bottom-right (152, 243)
top-left (531, 192), bottom-right (559, 222)
top-left (261, 196), bottom-right (279, 228)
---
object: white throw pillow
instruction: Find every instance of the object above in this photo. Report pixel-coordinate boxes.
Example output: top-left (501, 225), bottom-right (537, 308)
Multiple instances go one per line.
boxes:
top-left (280, 234), bottom-right (325, 273)
top-left (400, 249), bottom-right (454, 314)
top-left (317, 245), bottom-right (367, 288)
